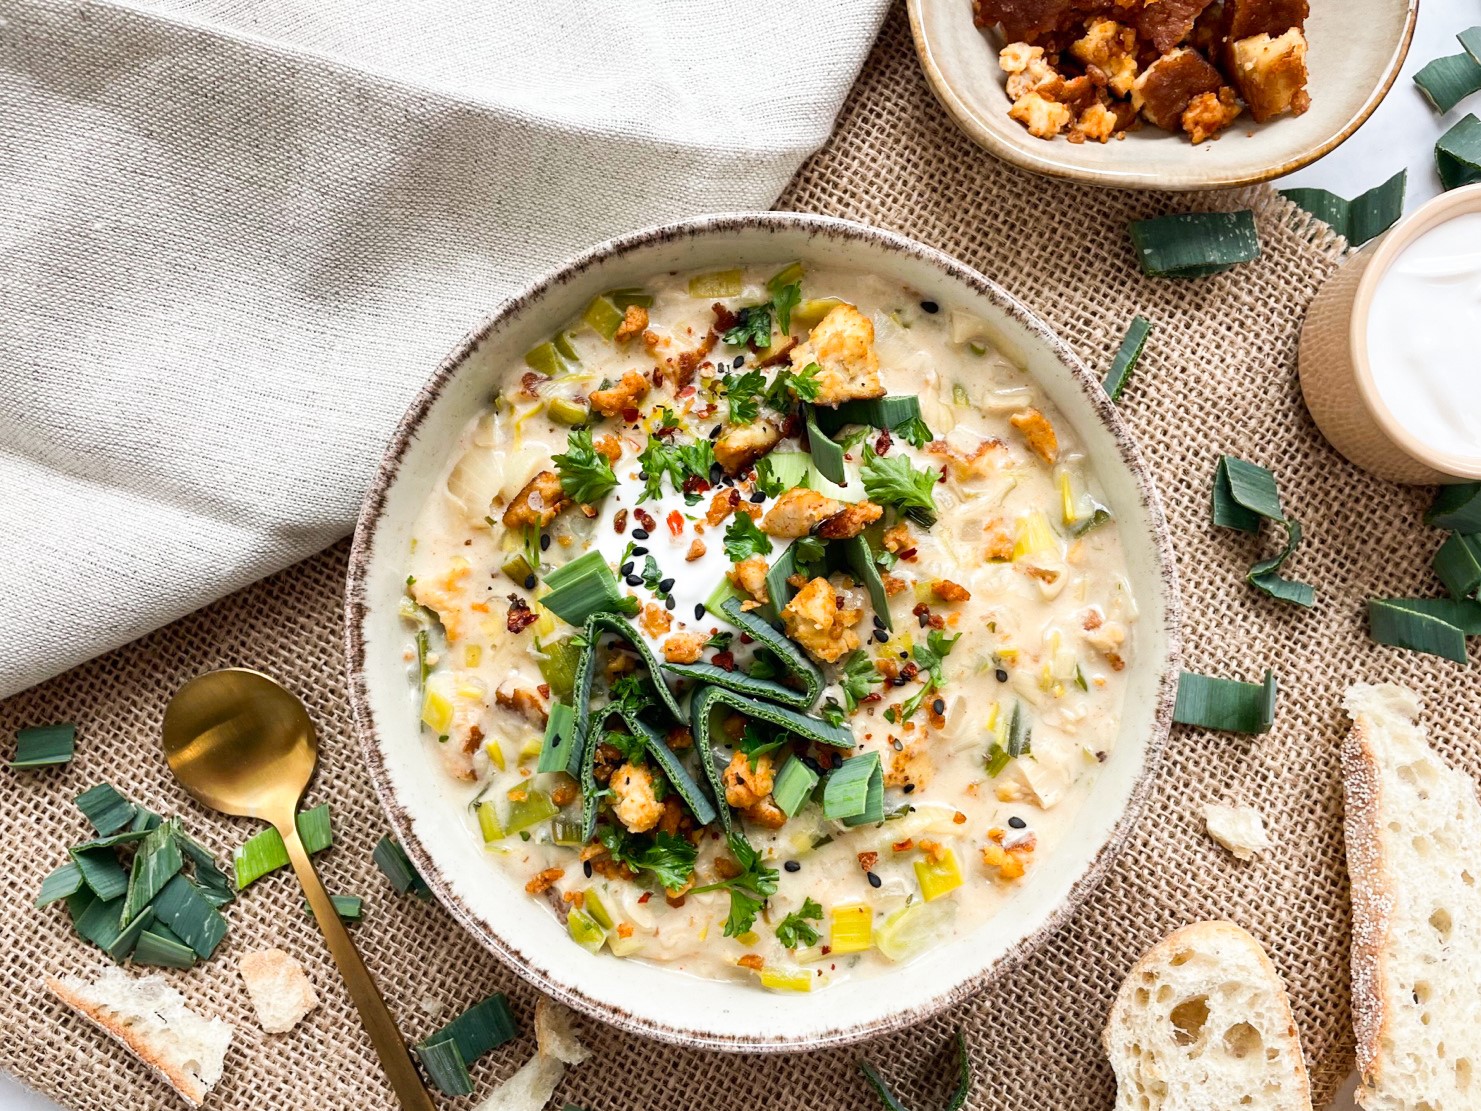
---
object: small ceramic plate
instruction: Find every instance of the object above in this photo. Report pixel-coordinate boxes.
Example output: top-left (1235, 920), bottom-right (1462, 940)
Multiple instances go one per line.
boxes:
top-left (908, 0), bottom-right (1417, 190)
top-left (346, 213), bottom-right (1182, 1051)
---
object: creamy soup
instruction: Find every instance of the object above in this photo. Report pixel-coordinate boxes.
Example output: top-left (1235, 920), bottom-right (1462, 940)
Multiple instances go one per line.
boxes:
top-left (403, 263), bottom-right (1137, 992)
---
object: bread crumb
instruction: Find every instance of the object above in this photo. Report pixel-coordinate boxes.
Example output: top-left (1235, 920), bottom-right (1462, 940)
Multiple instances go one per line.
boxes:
top-left (238, 947), bottom-right (320, 1034)
top-left (1203, 803), bottom-right (1272, 861)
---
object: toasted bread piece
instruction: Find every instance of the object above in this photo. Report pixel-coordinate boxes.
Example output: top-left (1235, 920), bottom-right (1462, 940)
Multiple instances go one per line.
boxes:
top-left (1343, 683), bottom-right (1481, 1111)
top-left (238, 947), bottom-right (319, 1034)
top-left (47, 968), bottom-right (233, 1106)
top-left (1105, 921), bottom-right (1312, 1111)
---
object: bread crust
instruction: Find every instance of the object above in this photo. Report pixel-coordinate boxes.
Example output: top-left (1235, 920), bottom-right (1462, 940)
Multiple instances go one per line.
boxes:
top-left (1341, 706), bottom-right (1391, 1088)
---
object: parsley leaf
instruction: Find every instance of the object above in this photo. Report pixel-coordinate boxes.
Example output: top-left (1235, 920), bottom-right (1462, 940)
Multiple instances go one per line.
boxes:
top-left (892, 414), bottom-right (935, 449)
top-left (608, 674), bottom-right (655, 719)
top-left (753, 457), bottom-right (788, 497)
top-left (763, 362), bottom-right (822, 409)
top-left (912, 629), bottom-right (961, 686)
top-left (723, 304), bottom-right (773, 349)
top-left (693, 833), bottom-right (779, 937)
top-left (861, 446), bottom-right (940, 527)
top-left (820, 698), bottom-right (846, 726)
top-left (599, 828), bottom-right (698, 891)
top-left (637, 434), bottom-right (715, 502)
top-left (601, 728), bottom-right (646, 764)
top-left (552, 428), bottom-right (618, 505)
top-left (792, 534), bottom-right (827, 575)
top-left (723, 370), bottom-right (767, 425)
top-left (770, 280), bottom-right (802, 335)
top-left (704, 630), bottom-right (734, 650)
top-left (723, 512), bottom-right (773, 562)
top-left (676, 438), bottom-right (715, 482)
top-left (840, 650), bottom-right (882, 712)
top-left (738, 721), bottom-right (785, 768)
top-left (774, 897), bottom-right (823, 949)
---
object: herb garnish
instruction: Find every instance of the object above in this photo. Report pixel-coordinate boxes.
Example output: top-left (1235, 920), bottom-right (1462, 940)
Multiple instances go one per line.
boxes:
top-left (723, 304), bottom-right (774, 349)
top-left (723, 512), bottom-right (774, 562)
top-left (887, 630), bottom-right (960, 723)
top-left (764, 362), bottom-right (822, 409)
top-left (691, 833), bottom-right (779, 937)
top-left (723, 369), bottom-right (767, 425)
top-left (840, 651), bottom-right (883, 712)
top-left (892, 414), bottom-right (934, 449)
top-left (599, 828), bottom-right (698, 891)
top-left (861, 446), bottom-right (940, 527)
top-left (774, 897), bottom-right (823, 949)
top-left (767, 269), bottom-right (803, 334)
top-left (553, 427), bottom-right (618, 504)
top-left (637, 434), bottom-right (715, 502)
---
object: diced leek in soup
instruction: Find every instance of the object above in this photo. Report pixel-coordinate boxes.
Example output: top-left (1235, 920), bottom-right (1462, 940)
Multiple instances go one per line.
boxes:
top-left (404, 265), bottom-right (1137, 991)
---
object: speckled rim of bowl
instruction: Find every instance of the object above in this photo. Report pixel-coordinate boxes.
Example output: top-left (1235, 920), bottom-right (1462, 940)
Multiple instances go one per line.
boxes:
top-left (1347, 184), bottom-right (1481, 481)
top-left (344, 212), bottom-right (1183, 1053)
top-left (905, 0), bottom-right (1418, 191)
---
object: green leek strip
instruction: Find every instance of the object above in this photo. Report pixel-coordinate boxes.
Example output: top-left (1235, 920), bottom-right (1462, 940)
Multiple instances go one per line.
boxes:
top-left (823, 751), bottom-right (881, 823)
top-left (536, 636), bottom-right (584, 699)
top-left (36, 861), bottom-right (85, 908)
top-left (772, 756), bottom-right (819, 818)
top-left (617, 708), bottom-right (718, 828)
top-left (1006, 701), bottom-right (1032, 758)
top-left (1280, 171), bottom-right (1406, 248)
top-left (129, 806), bottom-right (163, 833)
top-left (757, 451), bottom-right (811, 492)
top-left (424, 991), bottom-right (520, 1065)
top-left (1172, 670), bottom-right (1278, 735)
top-left (691, 685), bottom-right (855, 834)
top-left (1414, 51), bottom-right (1481, 114)
top-left (985, 743), bottom-right (1011, 777)
top-left (843, 761), bottom-right (884, 828)
top-left (1102, 316), bottom-right (1151, 403)
top-left (178, 832), bottom-right (234, 908)
top-left (1437, 114), bottom-right (1481, 191)
top-left (122, 819), bottom-right (185, 925)
top-left (69, 847), bottom-right (130, 902)
top-left (151, 873), bottom-right (229, 959)
top-left (803, 405), bottom-right (847, 485)
top-left (830, 536), bottom-right (892, 632)
top-left (132, 927), bottom-right (197, 969)
top-left (1248, 519), bottom-right (1316, 608)
top-left (859, 1029), bottom-right (971, 1111)
top-left (10, 723), bottom-right (75, 769)
top-left (688, 269), bottom-right (742, 298)
top-left (1427, 482), bottom-right (1481, 531)
top-left (303, 894), bottom-right (364, 922)
top-left (374, 835), bottom-right (433, 899)
top-left (71, 828), bottom-right (150, 852)
top-left (586, 613), bottom-right (685, 720)
top-left (1369, 599), bottom-right (1470, 664)
top-left (1434, 533), bottom-right (1481, 599)
top-left (415, 1039), bottom-right (473, 1097)
top-left (75, 783), bottom-right (137, 835)
top-left (107, 907), bottom-right (156, 962)
top-left (536, 702), bottom-right (578, 775)
top-left (607, 288), bottom-right (653, 309)
top-left (1127, 210), bottom-right (1260, 279)
top-left (1370, 596), bottom-right (1481, 635)
top-left (762, 541), bottom-right (803, 622)
top-left (1211, 455), bottom-right (1283, 531)
top-left (71, 893), bottom-right (128, 951)
top-left (665, 596), bottom-right (823, 710)
top-left (812, 396), bottom-right (922, 436)
top-left (704, 576), bottom-right (746, 620)
top-left (233, 804), bottom-right (335, 889)
top-left (541, 550), bottom-right (640, 627)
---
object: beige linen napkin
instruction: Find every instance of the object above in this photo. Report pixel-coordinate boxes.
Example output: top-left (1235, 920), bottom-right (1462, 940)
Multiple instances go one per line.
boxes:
top-left (0, 0), bottom-right (889, 697)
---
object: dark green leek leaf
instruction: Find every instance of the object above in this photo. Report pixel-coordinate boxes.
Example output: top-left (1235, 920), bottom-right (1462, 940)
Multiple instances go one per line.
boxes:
top-left (415, 1039), bottom-right (472, 1097)
top-left (1368, 599), bottom-right (1470, 663)
top-left (832, 535), bottom-right (893, 632)
top-left (233, 804), bottom-right (334, 889)
top-left (616, 708), bottom-right (718, 830)
top-left (823, 751), bottom-right (882, 823)
top-left (1426, 482), bottom-right (1481, 531)
top-left (1211, 456), bottom-right (1282, 531)
top-left (10, 723), bottom-right (75, 769)
top-left (803, 405), bottom-right (847, 485)
top-left (1280, 170), bottom-right (1406, 247)
top-left (132, 927), bottom-right (197, 969)
top-left (74, 783), bottom-right (137, 836)
top-left (35, 861), bottom-right (85, 908)
top-left (859, 1029), bottom-right (971, 1111)
top-left (535, 701), bottom-right (577, 775)
top-left (71, 892), bottom-right (127, 951)
top-left (69, 847), bottom-right (130, 902)
top-left (150, 873), bottom-right (229, 959)
top-left (1103, 316), bottom-right (1151, 402)
top-left (424, 992), bottom-right (520, 1066)
top-left (812, 396), bottom-right (922, 435)
top-left (373, 835), bottom-right (432, 900)
top-left (1414, 52), bottom-right (1481, 113)
top-left (541, 550), bottom-right (640, 627)
top-left (1433, 532), bottom-right (1481, 598)
top-left (1247, 519), bottom-right (1316, 608)
top-left (178, 832), bottom-right (235, 908)
top-left (1437, 114), bottom-right (1481, 191)
top-left (121, 819), bottom-right (185, 925)
top-left (1173, 670), bottom-right (1278, 734)
top-left (107, 908), bottom-right (156, 963)
top-left (1370, 596), bottom-right (1481, 635)
top-left (1128, 210), bottom-right (1260, 278)
top-left (664, 598), bottom-right (824, 710)
top-left (303, 894), bottom-right (364, 921)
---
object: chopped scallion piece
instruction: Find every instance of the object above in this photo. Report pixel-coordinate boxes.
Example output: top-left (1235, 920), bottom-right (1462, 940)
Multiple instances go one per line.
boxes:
top-left (132, 926), bottom-right (197, 969)
top-left (10, 723), bottom-right (75, 769)
top-left (812, 396), bottom-right (923, 436)
top-left (1368, 599), bottom-right (1470, 663)
top-left (1280, 171), bottom-right (1406, 248)
top-left (425, 992), bottom-right (519, 1064)
top-left (1211, 455), bottom-right (1282, 531)
top-left (1434, 532), bottom-right (1481, 599)
top-left (772, 756), bottom-right (819, 819)
top-left (75, 782), bottom-right (137, 835)
top-left (688, 270), bottom-right (743, 298)
top-left (71, 892), bottom-right (127, 950)
top-left (1127, 210), bottom-right (1260, 279)
top-left (1427, 482), bottom-right (1481, 532)
top-left (1437, 114), bottom-right (1481, 191)
top-left (1172, 670), bottom-right (1278, 734)
top-left (304, 894), bottom-right (364, 921)
top-left (416, 1038), bottom-right (473, 1097)
top-left (535, 636), bottom-right (583, 700)
top-left (232, 804), bottom-right (334, 889)
top-left (1102, 316), bottom-right (1151, 403)
top-left (1414, 51), bottom-right (1481, 114)
top-left (373, 835), bottom-right (432, 900)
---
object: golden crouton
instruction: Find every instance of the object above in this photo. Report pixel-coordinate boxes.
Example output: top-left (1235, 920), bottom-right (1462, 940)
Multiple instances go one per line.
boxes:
top-left (1070, 20), bottom-right (1139, 96)
top-left (613, 305), bottom-right (649, 344)
top-left (639, 602), bottom-right (672, 638)
top-left (927, 437), bottom-right (1005, 480)
top-left (1084, 618), bottom-right (1129, 672)
top-left (790, 304), bottom-right (884, 407)
top-left (931, 579), bottom-right (971, 603)
top-left (760, 488), bottom-right (843, 538)
top-left (662, 632), bottom-right (705, 664)
top-left (714, 419), bottom-right (782, 475)
top-left (495, 684), bottom-right (549, 729)
top-left (525, 867), bottom-right (565, 895)
top-left (705, 487), bottom-right (740, 526)
top-left (728, 556), bottom-right (770, 603)
top-left (780, 576), bottom-right (862, 664)
top-left (1009, 91), bottom-right (1072, 139)
top-left (589, 370), bottom-right (649, 418)
top-left (501, 470), bottom-right (568, 529)
top-left (984, 520), bottom-right (1016, 562)
top-left (816, 501), bottom-right (884, 540)
top-left (1230, 29), bottom-right (1310, 123)
top-left (743, 798), bottom-right (787, 829)
top-left (611, 764), bottom-right (662, 833)
top-left (1009, 407), bottom-right (1058, 464)
top-left (1181, 87), bottom-right (1242, 143)
top-left (885, 742), bottom-right (933, 791)
top-left (722, 751), bottom-right (775, 810)
top-left (1131, 48), bottom-right (1224, 131)
top-left (882, 523), bottom-right (915, 554)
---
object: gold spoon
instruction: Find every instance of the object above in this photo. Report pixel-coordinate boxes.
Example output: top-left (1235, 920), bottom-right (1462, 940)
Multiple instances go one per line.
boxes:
top-left (162, 667), bottom-right (436, 1111)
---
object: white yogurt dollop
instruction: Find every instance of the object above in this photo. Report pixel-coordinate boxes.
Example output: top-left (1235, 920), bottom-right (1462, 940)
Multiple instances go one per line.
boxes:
top-left (1366, 212), bottom-right (1481, 462)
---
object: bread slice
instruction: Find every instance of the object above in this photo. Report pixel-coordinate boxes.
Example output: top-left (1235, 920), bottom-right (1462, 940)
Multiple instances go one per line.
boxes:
top-left (47, 967), bottom-right (233, 1106)
top-left (237, 947), bottom-right (319, 1033)
top-left (1343, 682), bottom-right (1481, 1110)
top-left (1104, 920), bottom-right (1312, 1111)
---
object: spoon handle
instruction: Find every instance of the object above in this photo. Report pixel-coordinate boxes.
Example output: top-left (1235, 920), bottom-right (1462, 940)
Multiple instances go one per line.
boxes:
top-left (282, 823), bottom-right (437, 1110)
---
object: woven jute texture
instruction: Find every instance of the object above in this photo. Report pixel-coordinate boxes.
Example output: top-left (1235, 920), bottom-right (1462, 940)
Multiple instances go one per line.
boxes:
top-left (4, 7), bottom-right (1474, 1109)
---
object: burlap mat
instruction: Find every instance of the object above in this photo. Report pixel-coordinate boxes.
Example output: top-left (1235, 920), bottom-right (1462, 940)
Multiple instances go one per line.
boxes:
top-left (5, 7), bottom-right (1474, 1108)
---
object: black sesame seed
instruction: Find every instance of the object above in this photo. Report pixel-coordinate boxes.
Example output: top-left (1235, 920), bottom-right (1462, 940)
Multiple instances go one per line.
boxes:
top-left (632, 528), bottom-right (650, 540)
top-left (638, 469), bottom-right (650, 480)
top-left (659, 577), bottom-right (675, 592)
top-left (892, 739), bottom-right (904, 751)
top-left (710, 425), bottom-right (723, 439)
top-left (866, 871), bottom-right (882, 888)
top-left (749, 489), bottom-right (766, 503)
top-left (733, 356), bottom-right (745, 369)
top-left (1008, 816), bottom-right (1026, 830)
top-left (695, 603), bottom-right (706, 620)
top-left (583, 861), bottom-right (593, 878)
top-left (892, 675), bottom-right (908, 687)
top-left (902, 783), bottom-right (916, 794)
top-left (784, 860), bottom-right (801, 873)
top-left (620, 562), bottom-right (634, 576)
top-left (625, 574), bottom-right (642, 587)
top-left (873, 631), bottom-right (888, 643)
top-left (665, 596), bottom-right (675, 610)
top-left (995, 668), bottom-right (1009, 683)
top-left (872, 615), bottom-right (886, 629)
top-left (920, 300), bottom-right (939, 314)
top-left (898, 651), bottom-right (908, 659)
top-left (539, 533), bottom-right (551, 551)
top-left (632, 545), bottom-right (648, 556)
top-left (932, 698), bottom-right (945, 715)
top-left (917, 614), bottom-right (929, 628)
top-left (523, 574), bottom-right (536, 589)
top-left (709, 462), bottom-right (724, 482)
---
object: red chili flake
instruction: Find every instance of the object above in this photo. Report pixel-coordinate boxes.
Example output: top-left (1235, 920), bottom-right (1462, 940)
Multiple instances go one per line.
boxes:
top-left (737, 632), bottom-right (754, 645)
top-left (519, 371), bottom-right (547, 398)
top-left (613, 508), bottom-right (628, 534)
top-left (537, 683), bottom-right (551, 699)
top-left (655, 423), bottom-right (679, 441)
top-left (781, 413), bottom-right (801, 439)
top-left (875, 429), bottom-right (893, 455)
top-left (650, 368), bottom-right (664, 387)
top-left (621, 406), bottom-right (640, 423)
top-left (635, 508), bottom-right (657, 531)
top-left (693, 403), bottom-right (717, 419)
top-left (667, 510), bottom-right (684, 536)
top-left (712, 650), bottom-right (736, 672)
top-left (898, 547), bottom-right (918, 562)
top-left (637, 891), bottom-right (653, 904)
top-left (938, 467), bottom-right (949, 483)
top-left (677, 385), bottom-right (697, 399)
top-left (911, 602), bottom-right (930, 618)
top-left (862, 692), bottom-right (884, 704)
top-left (505, 595), bottom-right (538, 633)
top-left (681, 473), bottom-right (711, 497)
top-left (900, 661), bottom-right (921, 682)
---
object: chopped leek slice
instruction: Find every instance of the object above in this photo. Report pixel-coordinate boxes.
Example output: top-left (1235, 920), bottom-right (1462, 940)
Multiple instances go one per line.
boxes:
top-left (1006, 701), bottom-right (1031, 758)
top-left (1280, 171), bottom-right (1405, 248)
top-left (803, 405), bottom-right (846, 484)
top-left (547, 397), bottom-right (590, 426)
top-left (70, 891), bottom-right (126, 950)
top-left (582, 295), bottom-right (624, 340)
top-left (772, 756), bottom-right (819, 818)
top-left (914, 849), bottom-right (964, 901)
top-left (75, 783), bottom-right (137, 835)
top-left (1368, 599), bottom-right (1471, 663)
top-left (860, 1030), bottom-right (972, 1111)
top-left (833, 536), bottom-right (893, 632)
top-left (608, 288), bottom-right (653, 309)
top-left (36, 861), bottom-right (85, 908)
top-left (506, 781), bottom-right (560, 834)
top-left (108, 907), bottom-right (156, 963)
top-left (416, 1038), bottom-right (473, 1097)
top-left (541, 550), bottom-right (639, 627)
top-left (609, 929), bottom-right (645, 957)
top-left (1415, 51), bottom-right (1481, 114)
top-left (69, 847), bottom-right (129, 902)
top-left (704, 575), bottom-right (747, 619)
top-left (1434, 532), bottom-right (1481, 599)
top-left (420, 688), bottom-right (454, 735)
top-left (584, 889), bottom-right (615, 930)
top-left (10, 723), bottom-right (75, 769)
top-left (756, 451), bottom-right (811, 496)
top-left (1370, 596), bottom-right (1481, 635)
top-left (1427, 483), bottom-right (1481, 532)
top-left (523, 341), bottom-right (564, 377)
top-left (811, 396), bottom-right (922, 436)
top-left (132, 927), bottom-right (197, 969)
top-left (615, 708), bottom-right (718, 830)
top-left (536, 702), bottom-right (578, 775)
top-left (829, 903), bottom-right (873, 954)
top-left (536, 636), bottom-right (584, 699)
top-left (122, 819), bottom-right (185, 924)
top-left (549, 814), bottom-right (583, 845)
top-left (688, 270), bottom-right (743, 298)
top-left (1248, 519), bottom-right (1316, 608)
top-left (476, 800), bottom-right (504, 843)
top-left (1103, 316), bottom-right (1151, 402)
top-left (1211, 455), bottom-right (1282, 532)
top-left (875, 899), bottom-right (951, 962)
top-left (1127, 210), bottom-right (1260, 279)
top-left (1437, 114), bottom-right (1481, 191)
top-left (758, 965), bottom-right (813, 992)
top-left (1173, 669), bottom-right (1277, 734)
top-left (233, 804), bottom-right (334, 889)
top-left (304, 894), bottom-right (364, 921)
top-left (373, 835), bottom-right (433, 900)
top-left (423, 992), bottom-right (519, 1067)
top-left (177, 831), bottom-right (234, 908)
top-left (1013, 510), bottom-right (1058, 561)
top-left (823, 752), bottom-right (882, 823)
top-left (567, 907), bottom-right (606, 953)
top-left (151, 874), bottom-right (228, 959)
top-left (791, 297), bottom-right (844, 330)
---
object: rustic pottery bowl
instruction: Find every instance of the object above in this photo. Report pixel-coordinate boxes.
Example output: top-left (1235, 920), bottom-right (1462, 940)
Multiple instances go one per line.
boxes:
top-left (908, 0), bottom-right (1416, 190)
top-left (345, 213), bottom-right (1183, 1051)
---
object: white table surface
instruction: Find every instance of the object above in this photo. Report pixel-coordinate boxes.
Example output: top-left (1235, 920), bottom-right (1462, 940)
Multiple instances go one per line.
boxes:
top-left (2, 4), bottom-right (1469, 1107)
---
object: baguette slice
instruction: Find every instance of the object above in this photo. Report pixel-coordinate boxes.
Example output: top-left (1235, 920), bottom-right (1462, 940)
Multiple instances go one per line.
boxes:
top-left (1343, 683), bottom-right (1481, 1111)
top-left (47, 967), bottom-right (233, 1106)
top-left (1105, 920), bottom-right (1312, 1111)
